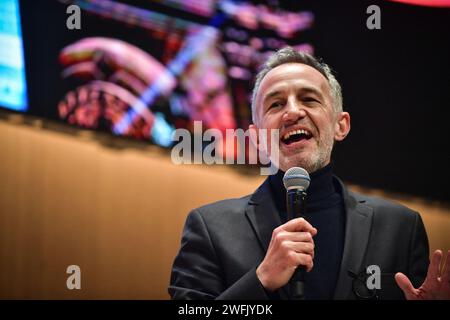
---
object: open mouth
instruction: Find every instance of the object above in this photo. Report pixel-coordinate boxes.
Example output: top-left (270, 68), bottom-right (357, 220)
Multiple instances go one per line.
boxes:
top-left (281, 129), bottom-right (313, 145)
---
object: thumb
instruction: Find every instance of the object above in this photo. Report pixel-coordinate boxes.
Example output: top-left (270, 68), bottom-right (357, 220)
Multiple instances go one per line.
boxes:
top-left (395, 272), bottom-right (417, 300)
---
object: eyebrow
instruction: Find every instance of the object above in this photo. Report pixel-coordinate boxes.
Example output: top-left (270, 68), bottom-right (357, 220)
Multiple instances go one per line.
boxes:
top-left (263, 86), bottom-right (324, 106)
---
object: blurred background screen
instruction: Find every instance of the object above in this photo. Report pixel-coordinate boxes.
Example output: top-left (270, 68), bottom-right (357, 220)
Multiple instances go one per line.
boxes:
top-left (17, 0), bottom-right (315, 149)
top-left (0, 0), bottom-right (28, 112)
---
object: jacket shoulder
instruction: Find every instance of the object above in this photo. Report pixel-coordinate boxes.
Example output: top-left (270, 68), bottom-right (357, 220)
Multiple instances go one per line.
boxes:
top-left (350, 190), bottom-right (419, 219)
top-left (193, 195), bottom-right (252, 218)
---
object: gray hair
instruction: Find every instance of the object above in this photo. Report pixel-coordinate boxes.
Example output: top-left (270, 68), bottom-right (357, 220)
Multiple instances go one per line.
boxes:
top-left (251, 47), bottom-right (343, 124)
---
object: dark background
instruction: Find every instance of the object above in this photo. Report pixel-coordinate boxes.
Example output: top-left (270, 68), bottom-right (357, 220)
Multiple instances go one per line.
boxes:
top-left (305, 0), bottom-right (450, 202)
top-left (16, 0), bottom-right (450, 202)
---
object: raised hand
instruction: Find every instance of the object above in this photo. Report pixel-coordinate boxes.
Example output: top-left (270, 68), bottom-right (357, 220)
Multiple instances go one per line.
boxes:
top-left (395, 249), bottom-right (450, 300)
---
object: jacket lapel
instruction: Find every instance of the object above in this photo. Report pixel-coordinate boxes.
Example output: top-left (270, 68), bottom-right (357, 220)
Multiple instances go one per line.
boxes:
top-left (333, 178), bottom-right (374, 299)
top-left (245, 178), bottom-right (291, 298)
top-left (245, 178), bottom-right (281, 253)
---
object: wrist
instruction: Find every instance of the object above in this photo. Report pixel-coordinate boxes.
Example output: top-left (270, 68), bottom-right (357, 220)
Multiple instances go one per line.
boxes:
top-left (256, 264), bottom-right (275, 292)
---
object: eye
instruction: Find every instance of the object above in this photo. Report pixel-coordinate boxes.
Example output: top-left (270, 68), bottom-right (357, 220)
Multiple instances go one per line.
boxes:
top-left (269, 101), bottom-right (284, 109)
top-left (303, 96), bottom-right (319, 103)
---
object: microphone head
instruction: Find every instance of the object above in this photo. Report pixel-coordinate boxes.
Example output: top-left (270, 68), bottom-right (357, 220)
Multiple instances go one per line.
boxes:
top-left (283, 167), bottom-right (310, 191)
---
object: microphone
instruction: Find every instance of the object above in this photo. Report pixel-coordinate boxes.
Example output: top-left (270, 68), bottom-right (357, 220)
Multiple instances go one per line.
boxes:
top-left (283, 167), bottom-right (310, 300)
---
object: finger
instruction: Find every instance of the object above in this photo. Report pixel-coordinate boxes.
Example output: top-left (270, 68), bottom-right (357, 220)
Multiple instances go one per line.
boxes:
top-left (283, 217), bottom-right (316, 234)
top-left (427, 250), bottom-right (443, 281)
top-left (276, 231), bottom-right (314, 243)
top-left (441, 249), bottom-right (450, 282)
top-left (395, 272), bottom-right (418, 300)
top-left (285, 241), bottom-right (314, 257)
top-left (307, 226), bottom-right (318, 236)
top-left (292, 252), bottom-right (314, 272)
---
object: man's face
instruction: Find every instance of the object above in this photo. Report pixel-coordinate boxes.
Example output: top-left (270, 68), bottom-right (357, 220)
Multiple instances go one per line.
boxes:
top-left (252, 62), bottom-right (349, 173)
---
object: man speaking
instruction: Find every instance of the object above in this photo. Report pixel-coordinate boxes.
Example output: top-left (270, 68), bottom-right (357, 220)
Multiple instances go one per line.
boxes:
top-left (169, 47), bottom-right (450, 300)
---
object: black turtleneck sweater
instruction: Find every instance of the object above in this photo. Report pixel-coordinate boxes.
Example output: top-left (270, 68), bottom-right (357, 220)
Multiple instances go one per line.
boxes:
top-left (269, 164), bottom-right (345, 300)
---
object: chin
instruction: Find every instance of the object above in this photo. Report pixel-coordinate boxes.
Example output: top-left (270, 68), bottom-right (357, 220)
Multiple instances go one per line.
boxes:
top-left (280, 156), bottom-right (314, 173)
top-left (279, 152), bottom-right (326, 174)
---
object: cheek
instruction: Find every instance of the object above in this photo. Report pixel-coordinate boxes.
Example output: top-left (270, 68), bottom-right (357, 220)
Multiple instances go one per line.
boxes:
top-left (261, 114), bottom-right (280, 129)
top-left (312, 111), bottom-right (335, 135)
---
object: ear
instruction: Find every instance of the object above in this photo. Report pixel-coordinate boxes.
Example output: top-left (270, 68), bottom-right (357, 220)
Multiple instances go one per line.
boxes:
top-left (334, 112), bottom-right (351, 141)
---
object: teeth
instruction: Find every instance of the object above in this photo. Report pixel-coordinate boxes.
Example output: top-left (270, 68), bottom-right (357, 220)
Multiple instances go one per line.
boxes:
top-left (283, 129), bottom-right (310, 140)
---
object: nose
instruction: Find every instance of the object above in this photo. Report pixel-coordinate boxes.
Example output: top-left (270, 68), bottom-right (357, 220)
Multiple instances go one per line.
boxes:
top-left (282, 97), bottom-right (306, 124)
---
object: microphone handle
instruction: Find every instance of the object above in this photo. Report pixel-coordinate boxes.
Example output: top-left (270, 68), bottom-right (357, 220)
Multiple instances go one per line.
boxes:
top-left (290, 267), bottom-right (306, 300)
top-left (286, 189), bottom-right (307, 300)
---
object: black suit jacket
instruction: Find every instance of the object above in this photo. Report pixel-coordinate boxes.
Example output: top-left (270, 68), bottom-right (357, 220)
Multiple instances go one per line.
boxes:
top-left (169, 177), bottom-right (429, 300)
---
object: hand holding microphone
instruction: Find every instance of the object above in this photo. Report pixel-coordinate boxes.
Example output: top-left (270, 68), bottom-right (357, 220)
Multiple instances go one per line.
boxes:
top-left (256, 167), bottom-right (316, 295)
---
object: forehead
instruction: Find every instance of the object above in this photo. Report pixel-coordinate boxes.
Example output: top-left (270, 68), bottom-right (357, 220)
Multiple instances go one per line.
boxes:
top-left (258, 63), bottom-right (331, 99)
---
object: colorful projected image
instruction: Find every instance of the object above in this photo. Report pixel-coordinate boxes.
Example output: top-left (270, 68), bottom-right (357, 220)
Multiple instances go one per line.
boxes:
top-left (389, 0), bottom-right (450, 7)
top-left (14, 0), bottom-right (313, 160)
top-left (0, 0), bottom-right (28, 112)
top-left (52, 0), bottom-right (314, 154)
top-left (57, 29), bottom-right (234, 148)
